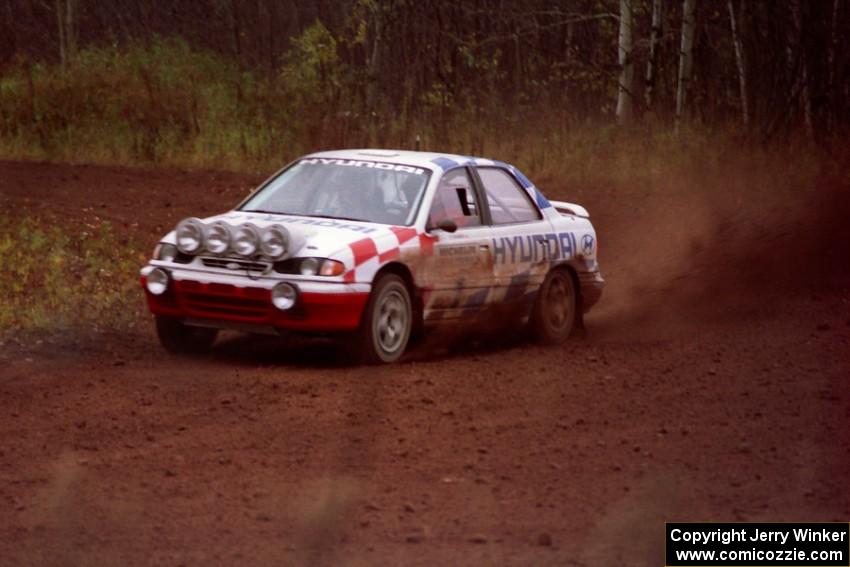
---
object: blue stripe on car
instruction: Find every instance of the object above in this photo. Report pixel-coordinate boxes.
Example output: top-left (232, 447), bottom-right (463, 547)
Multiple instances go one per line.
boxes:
top-left (512, 167), bottom-right (533, 189)
top-left (463, 287), bottom-right (489, 311)
top-left (504, 272), bottom-right (531, 302)
top-left (534, 188), bottom-right (552, 209)
top-left (431, 157), bottom-right (459, 170)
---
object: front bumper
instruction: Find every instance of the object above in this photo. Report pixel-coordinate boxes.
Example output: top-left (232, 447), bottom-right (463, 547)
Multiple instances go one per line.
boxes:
top-left (140, 265), bottom-right (370, 332)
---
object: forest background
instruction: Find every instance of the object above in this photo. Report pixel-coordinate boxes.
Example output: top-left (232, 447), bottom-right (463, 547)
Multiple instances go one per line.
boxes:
top-left (0, 0), bottom-right (846, 177)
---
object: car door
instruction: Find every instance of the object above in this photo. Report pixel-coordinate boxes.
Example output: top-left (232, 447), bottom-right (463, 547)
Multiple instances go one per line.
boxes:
top-left (474, 166), bottom-right (553, 312)
top-left (418, 166), bottom-right (495, 322)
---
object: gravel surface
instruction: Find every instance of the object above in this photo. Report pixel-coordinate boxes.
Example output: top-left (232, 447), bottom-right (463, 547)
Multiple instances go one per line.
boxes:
top-left (1, 159), bottom-right (848, 566)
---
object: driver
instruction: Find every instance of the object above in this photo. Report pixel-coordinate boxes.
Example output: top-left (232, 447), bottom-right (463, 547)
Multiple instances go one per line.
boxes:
top-left (321, 166), bottom-right (383, 221)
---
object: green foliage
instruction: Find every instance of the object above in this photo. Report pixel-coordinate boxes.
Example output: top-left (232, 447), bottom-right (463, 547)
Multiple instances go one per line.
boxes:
top-left (0, 37), bottom-right (289, 169)
top-left (277, 20), bottom-right (351, 153)
top-left (0, 214), bottom-right (144, 336)
top-left (0, 30), bottom-right (833, 180)
top-left (281, 21), bottom-right (341, 100)
top-left (0, 31), bottom-right (373, 168)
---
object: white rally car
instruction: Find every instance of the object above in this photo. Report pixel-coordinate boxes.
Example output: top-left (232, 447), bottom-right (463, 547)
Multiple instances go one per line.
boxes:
top-left (140, 149), bottom-right (604, 363)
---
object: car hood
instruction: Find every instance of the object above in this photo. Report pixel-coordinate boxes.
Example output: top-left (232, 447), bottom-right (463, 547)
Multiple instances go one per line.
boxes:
top-left (162, 210), bottom-right (411, 260)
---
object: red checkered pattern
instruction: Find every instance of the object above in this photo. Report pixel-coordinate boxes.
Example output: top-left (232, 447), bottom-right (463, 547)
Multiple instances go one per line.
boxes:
top-left (342, 226), bottom-right (435, 283)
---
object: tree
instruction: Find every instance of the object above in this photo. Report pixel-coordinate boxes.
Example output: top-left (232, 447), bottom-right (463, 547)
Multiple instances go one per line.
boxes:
top-left (675, 0), bottom-right (696, 132)
top-left (826, 0), bottom-right (839, 133)
top-left (644, 0), bottom-right (663, 113)
top-left (789, 0), bottom-right (813, 138)
top-left (728, 0), bottom-right (748, 127)
top-left (55, 0), bottom-right (77, 71)
top-left (616, 0), bottom-right (634, 125)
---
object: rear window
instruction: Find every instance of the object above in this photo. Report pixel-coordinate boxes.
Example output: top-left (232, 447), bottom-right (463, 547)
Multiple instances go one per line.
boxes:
top-left (477, 167), bottom-right (541, 224)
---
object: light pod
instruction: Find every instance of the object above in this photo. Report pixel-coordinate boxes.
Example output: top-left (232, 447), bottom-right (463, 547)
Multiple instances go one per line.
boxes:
top-left (205, 221), bottom-right (232, 255)
top-left (232, 223), bottom-right (261, 257)
top-left (175, 218), bottom-right (205, 254)
top-left (260, 224), bottom-right (289, 260)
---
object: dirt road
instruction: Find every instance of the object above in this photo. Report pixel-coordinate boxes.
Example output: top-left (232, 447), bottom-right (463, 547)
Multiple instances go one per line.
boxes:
top-left (1, 159), bottom-right (848, 566)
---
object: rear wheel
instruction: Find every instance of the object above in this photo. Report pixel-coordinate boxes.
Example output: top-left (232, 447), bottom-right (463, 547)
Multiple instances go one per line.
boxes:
top-left (351, 274), bottom-right (412, 364)
top-left (531, 268), bottom-right (577, 344)
top-left (155, 315), bottom-right (218, 354)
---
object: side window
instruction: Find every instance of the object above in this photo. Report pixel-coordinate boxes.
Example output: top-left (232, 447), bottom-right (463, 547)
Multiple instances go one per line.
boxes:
top-left (428, 168), bottom-right (482, 228)
top-left (477, 167), bottom-right (542, 224)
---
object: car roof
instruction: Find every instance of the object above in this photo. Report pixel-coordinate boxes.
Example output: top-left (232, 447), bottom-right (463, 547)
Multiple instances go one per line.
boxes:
top-left (305, 148), bottom-right (504, 172)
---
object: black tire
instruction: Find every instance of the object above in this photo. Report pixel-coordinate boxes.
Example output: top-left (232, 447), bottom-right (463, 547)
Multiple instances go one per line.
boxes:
top-left (351, 274), bottom-right (412, 364)
top-left (155, 315), bottom-right (218, 354)
top-left (531, 268), bottom-right (577, 344)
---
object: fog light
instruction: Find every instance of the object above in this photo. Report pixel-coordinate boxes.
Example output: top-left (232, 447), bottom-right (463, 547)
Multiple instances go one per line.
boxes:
top-left (146, 268), bottom-right (169, 296)
top-left (271, 282), bottom-right (297, 310)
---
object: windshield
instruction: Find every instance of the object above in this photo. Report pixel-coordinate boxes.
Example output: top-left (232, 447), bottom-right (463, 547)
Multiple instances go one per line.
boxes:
top-left (240, 158), bottom-right (431, 226)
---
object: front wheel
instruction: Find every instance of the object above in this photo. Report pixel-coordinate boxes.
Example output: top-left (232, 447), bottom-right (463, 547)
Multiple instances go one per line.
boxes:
top-left (155, 315), bottom-right (218, 354)
top-left (531, 268), bottom-right (577, 344)
top-left (351, 274), bottom-right (412, 364)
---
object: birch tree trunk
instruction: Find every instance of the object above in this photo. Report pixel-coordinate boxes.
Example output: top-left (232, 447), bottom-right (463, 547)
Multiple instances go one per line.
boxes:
top-left (728, 0), bottom-right (748, 127)
top-left (55, 0), bottom-right (78, 71)
top-left (788, 0), bottom-right (813, 138)
top-left (675, 0), bottom-right (697, 132)
top-left (615, 0), bottom-right (634, 125)
top-left (367, 3), bottom-right (382, 138)
top-left (644, 0), bottom-right (663, 112)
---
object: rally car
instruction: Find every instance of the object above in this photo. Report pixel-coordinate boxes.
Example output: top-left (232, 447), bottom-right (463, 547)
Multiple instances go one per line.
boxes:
top-left (140, 149), bottom-right (604, 363)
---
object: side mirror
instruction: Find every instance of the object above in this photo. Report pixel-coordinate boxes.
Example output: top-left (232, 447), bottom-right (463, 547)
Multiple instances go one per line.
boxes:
top-left (435, 219), bottom-right (458, 233)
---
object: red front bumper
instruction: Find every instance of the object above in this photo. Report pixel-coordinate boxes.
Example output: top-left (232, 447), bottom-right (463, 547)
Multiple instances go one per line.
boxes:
top-left (141, 277), bottom-right (369, 332)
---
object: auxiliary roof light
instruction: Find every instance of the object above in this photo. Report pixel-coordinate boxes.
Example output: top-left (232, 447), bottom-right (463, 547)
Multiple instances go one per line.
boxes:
top-left (260, 224), bottom-right (289, 260)
top-left (175, 218), bottom-right (205, 254)
top-left (233, 223), bottom-right (261, 257)
top-left (205, 221), bottom-right (232, 255)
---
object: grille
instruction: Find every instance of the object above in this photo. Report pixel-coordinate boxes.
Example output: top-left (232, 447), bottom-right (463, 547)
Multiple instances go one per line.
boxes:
top-left (175, 280), bottom-right (271, 321)
top-left (200, 257), bottom-right (271, 272)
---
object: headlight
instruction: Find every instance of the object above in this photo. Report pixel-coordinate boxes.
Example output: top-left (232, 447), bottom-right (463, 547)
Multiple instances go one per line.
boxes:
top-left (300, 257), bottom-right (320, 275)
top-left (272, 257), bottom-right (346, 276)
top-left (176, 218), bottom-right (205, 254)
top-left (205, 221), bottom-right (231, 255)
top-left (260, 225), bottom-right (289, 259)
top-left (153, 243), bottom-right (178, 262)
top-left (271, 282), bottom-right (297, 310)
top-left (233, 223), bottom-right (260, 257)
top-left (146, 268), bottom-right (169, 295)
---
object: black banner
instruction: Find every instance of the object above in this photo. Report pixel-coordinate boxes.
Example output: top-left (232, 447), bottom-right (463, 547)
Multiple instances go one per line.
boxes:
top-left (666, 523), bottom-right (850, 566)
